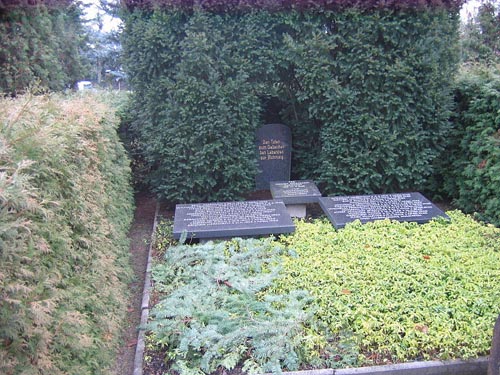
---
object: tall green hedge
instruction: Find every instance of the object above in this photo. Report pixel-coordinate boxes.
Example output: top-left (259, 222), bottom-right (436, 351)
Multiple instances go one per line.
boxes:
top-left (0, 2), bottom-right (88, 95)
top-left (438, 65), bottom-right (500, 226)
top-left (281, 9), bottom-right (459, 194)
top-left (122, 3), bottom-right (461, 202)
top-left (122, 10), bottom-right (279, 202)
top-left (0, 92), bottom-right (134, 374)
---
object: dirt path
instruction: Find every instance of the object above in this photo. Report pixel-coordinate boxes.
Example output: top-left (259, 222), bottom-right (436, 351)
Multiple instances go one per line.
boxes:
top-left (114, 192), bottom-right (157, 375)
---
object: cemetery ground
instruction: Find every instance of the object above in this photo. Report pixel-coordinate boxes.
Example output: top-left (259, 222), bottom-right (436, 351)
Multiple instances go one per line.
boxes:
top-left (114, 192), bottom-right (158, 375)
top-left (132, 196), bottom-right (500, 375)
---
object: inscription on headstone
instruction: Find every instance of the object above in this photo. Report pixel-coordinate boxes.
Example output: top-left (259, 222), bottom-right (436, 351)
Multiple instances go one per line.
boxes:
top-left (255, 124), bottom-right (291, 190)
top-left (270, 180), bottom-right (322, 205)
top-left (173, 200), bottom-right (295, 240)
top-left (319, 192), bottom-right (450, 229)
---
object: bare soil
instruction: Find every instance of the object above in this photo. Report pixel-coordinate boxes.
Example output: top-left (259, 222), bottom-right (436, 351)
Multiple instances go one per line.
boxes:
top-left (114, 192), bottom-right (158, 375)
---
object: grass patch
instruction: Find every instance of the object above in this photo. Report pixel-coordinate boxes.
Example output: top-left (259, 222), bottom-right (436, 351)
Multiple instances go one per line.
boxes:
top-left (148, 211), bottom-right (500, 373)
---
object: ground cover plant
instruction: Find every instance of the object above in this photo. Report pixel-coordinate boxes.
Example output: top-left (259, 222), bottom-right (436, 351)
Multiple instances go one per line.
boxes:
top-left (148, 211), bottom-right (500, 373)
top-left (147, 236), bottom-right (357, 375)
top-left (0, 92), bottom-right (134, 374)
top-left (274, 212), bottom-right (500, 365)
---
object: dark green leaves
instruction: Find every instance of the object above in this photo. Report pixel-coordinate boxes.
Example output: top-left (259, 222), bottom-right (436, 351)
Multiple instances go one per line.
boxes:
top-left (437, 65), bottom-right (500, 226)
top-left (122, 8), bottom-right (460, 201)
top-left (0, 4), bottom-right (88, 95)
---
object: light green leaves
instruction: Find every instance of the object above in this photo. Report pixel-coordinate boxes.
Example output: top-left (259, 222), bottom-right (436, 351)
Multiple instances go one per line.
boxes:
top-left (274, 212), bottom-right (500, 365)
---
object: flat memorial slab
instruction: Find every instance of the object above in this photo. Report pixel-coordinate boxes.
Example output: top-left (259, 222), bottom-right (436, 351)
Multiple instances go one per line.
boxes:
top-left (173, 200), bottom-right (295, 240)
top-left (270, 180), bottom-right (322, 205)
top-left (319, 192), bottom-right (450, 229)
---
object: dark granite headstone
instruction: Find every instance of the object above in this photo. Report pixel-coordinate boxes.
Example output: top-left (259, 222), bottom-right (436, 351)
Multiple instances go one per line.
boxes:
top-left (173, 200), bottom-right (295, 240)
top-left (319, 192), bottom-right (450, 229)
top-left (255, 124), bottom-right (291, 190)
top-left (270, 180), bottom-right (322, 205)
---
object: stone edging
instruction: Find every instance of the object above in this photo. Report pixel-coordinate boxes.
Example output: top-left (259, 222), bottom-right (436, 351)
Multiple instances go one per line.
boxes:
top-left (131, 202), bottom-right (489, 375)
top-left (133, 201), bottom-right (159, 375)
top-left (271, 357), bottom-right (488, 375)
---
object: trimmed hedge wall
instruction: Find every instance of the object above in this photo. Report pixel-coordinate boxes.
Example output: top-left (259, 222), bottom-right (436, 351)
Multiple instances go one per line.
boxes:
top-left (122, 3), bottom-right (461, 203)
top-left (278, 9), bottom-right (460, 195)
top-left (0, 93), bottom-right (134, 374)
top-left (438, 65), bottom-right (500, 226)
top-left (122, 11), bottom-right (274, 203)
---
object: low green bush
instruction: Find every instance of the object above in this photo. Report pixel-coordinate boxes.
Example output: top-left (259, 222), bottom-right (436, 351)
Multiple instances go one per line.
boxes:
top-left (149, 212), bottom-right (500, 373)
top-left (148, 235), bottom-right (357, 375)
top-left (0, 92), bottom-right (134, 374)
top-left (275, 212), bottom-right (500, 365)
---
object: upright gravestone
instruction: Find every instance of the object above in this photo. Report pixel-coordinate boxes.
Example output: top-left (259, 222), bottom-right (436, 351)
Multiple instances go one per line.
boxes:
top-left (255, 123), bottom-right (292, 190)
top-left (319, 192), bottom-right (450, 229)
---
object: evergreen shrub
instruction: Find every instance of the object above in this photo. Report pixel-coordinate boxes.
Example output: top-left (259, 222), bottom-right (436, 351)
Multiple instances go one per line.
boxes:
top-left (122, 1), bottom-right (461, 202)
top-left (0, 3), bottom-right (88, 95)
top-left (282, 9), bottom-right (460, 195)
top-left (0, 92), bottom-right (134, 374)
top-left (122, 10), bottom-right (279, 203)
top-left (438, 65), bottom-right (500, 226)
top-left (148, 235), bottom-right (357, 374)
top-left (149, 213), bottom-right (500, 372)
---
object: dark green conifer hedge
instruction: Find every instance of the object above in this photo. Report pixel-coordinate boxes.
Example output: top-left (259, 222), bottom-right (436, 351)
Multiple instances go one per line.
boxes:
top-left (438, 65), bottom-right (500, 226)
top-left (122, 1), bottom-right (461, 202)
top-left (0, 1), bottom-right (88, 95)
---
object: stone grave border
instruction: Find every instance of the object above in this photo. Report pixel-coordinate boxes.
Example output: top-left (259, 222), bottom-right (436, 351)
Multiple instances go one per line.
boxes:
top-left (134, 202), bottom-right (490, 375)
top-left (133, 201), bottom-right (159, 375)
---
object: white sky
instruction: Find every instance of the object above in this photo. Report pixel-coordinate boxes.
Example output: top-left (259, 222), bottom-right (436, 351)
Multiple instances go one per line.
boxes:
top-left (460, 0), bottom-right (482, 21)
top-left (81, 0), bottom-right (122, 33)
top-left (82, 0), bottom-right (485, 33)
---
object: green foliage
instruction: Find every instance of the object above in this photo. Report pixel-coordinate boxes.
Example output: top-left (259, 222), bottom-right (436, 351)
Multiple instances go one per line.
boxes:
top-left (148, 238), bottom-right (357, 374)
top-left (122, 7), bottom-right (461, 201)
top-left (0, 92), bottom-right (134, 374)
top-left (437, 65), bottom-right (500, 226)
top-left (281, 9), bottom-right (459, 195)
top-left (0, 3), bottom-right (88, 96)
top-left (274, 213), bottom-right (500, 365)
top-left (122, 10), bottom-right (278, 202)
top-left (150, 212), bottom-right (499, 370)
top-left (154, 219), bottom-right (175, 258)
top-left (461, 1), bottom-right (500, 65)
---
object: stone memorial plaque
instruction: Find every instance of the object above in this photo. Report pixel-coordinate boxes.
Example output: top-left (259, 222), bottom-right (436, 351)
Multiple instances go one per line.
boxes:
top-left (270, 180), bottom-right (322, 205)
top-left (255, 124), bottom-right (292, 190)
top-left (173, 200), bottom-right (295, 240)
top-left (319, 192), bottom-right (450, 229)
